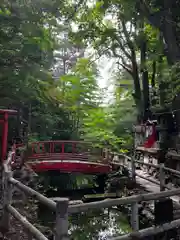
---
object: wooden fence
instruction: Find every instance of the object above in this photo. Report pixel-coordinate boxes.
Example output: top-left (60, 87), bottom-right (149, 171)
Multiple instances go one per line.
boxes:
top-left (2, 151), bottom-right (180, 239)
top-left (112, 152), bottom-right (180, 189)
top-left (1, 150), bottom-right (69, 240)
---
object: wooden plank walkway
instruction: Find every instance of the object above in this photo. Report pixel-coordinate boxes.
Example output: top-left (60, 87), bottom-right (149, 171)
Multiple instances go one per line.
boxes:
top-left (136, 169), bottom-right (180, 206)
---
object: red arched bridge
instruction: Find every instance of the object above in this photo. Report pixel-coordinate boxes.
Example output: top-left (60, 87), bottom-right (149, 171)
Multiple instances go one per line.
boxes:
top-left (0, 109), bottom-right (116, 175)
top-left (14, 141), bottom-right (112, 175)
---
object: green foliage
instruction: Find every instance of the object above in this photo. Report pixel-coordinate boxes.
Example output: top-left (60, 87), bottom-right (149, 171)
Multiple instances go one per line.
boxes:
top-left (81, 107), bottom-right (125, 150)
top-left (2, 0), bottom-right (180, 154)
top-left (0, 0), bottom-right (81, 142)
top-left (57, 58), bottom-right (100, 111)
top-left (0, 0), bottom-right (143, 151)
top-left (66, 0), bottom-right (180, 112)
top-left (112, 98), bottom-right (136, 150)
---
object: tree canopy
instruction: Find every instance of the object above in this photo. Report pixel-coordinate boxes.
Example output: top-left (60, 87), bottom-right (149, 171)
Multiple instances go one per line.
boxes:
top-left (1, 0), bottom-right (180, 152)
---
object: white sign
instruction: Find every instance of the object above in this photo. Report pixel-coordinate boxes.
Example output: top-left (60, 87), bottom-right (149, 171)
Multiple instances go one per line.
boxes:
top-left (145, 126), bottom-right (153, 138)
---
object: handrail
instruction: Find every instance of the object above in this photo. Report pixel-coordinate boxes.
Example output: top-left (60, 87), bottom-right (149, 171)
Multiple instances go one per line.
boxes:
top-left (111, 218), bottom-right (180, 240)
top-left (111, 152), bottom-right (180, 177)
top-left (1, 150), bottom-right (68, 240)
top-left (9, 178), bottom-right (56, 211)
top-left (2, 150), bottom-right (180, 239)
top-left (3, 166), bottom-right (180, 239)
top-left (25, 141), bottom-right (105, 162)
top-left (29, 140), bottom-right (92, 144)
top-left (135, 160), bottom-right (159, 169)
top-left (110, 152), bottom-right (180, 194)
top-left (67, 187), bottom-right (180, 213)
top-left (7, 205), bottom-right (48, 240)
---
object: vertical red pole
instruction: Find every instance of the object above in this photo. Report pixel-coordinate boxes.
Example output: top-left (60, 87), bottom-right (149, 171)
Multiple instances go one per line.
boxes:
top-left (42, 143), bottom-right (44, 154)
top-left (1, 112), bottom-right (8, 162)
top-left (36, 143), bottom-right (39, 154)
top-left (50, 142), bottom-right (52, 153)
top-left (61, 143), bottom-right (64, 154)
top-left (32, 143), bottom-right (34, 156)
top-left (61, 142), bottom-right (64, 160)
top-left (52, 142), bottom-right (54, 153)
top-left (50, 141), bottom-right (54, 154)
top-left (72, 143), bottom-right (76, 153)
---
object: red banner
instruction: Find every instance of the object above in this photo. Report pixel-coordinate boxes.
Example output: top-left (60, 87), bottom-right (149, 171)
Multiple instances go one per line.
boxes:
top-left (143, 124), bottom-right (156, 148)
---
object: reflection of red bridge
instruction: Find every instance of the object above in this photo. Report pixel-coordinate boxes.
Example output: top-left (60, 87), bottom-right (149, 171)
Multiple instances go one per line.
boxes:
top-left (17, 141), bottom-right (112, 175)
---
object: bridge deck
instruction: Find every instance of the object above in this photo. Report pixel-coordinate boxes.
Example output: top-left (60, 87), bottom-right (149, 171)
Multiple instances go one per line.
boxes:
top-left (27, 159), bottom-right (111, 174)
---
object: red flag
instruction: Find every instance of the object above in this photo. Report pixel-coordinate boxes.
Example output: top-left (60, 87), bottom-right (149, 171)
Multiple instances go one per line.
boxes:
top-left (143, 125), bottom-right (156, 148)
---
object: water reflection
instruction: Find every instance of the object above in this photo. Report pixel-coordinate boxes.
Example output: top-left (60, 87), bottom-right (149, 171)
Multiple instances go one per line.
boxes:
top-left (69, 209), bottom-right (131, 239)
top-left (38, 207), bottom-right (131, 239)
top-left (37, 172), bottom-right (131, 239)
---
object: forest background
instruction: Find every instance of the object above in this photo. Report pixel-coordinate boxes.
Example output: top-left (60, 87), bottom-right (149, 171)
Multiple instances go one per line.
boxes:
top-left (1, 0), bottom-right (179, 152)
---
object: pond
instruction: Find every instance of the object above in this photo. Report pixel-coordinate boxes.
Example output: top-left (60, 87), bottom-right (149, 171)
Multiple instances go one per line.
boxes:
top-left (69, 209), bottom-right (131, 239)
top-left (37, 172), bottom-right (132, 239)
top-left (38, 207), bottom-right (131, 239)
top-left (38, 172), bottom-right (108, 199)
top-left (39, 172), bottom-right (100, 191)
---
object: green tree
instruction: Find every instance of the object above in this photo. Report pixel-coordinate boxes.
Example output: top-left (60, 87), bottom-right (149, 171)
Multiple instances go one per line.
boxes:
top-left (0, 1), bottom-right (76, 142)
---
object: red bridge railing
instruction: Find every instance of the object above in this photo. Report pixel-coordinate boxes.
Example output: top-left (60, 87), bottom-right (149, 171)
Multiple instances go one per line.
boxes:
top-left (23, 141), bottom-right (106, 163)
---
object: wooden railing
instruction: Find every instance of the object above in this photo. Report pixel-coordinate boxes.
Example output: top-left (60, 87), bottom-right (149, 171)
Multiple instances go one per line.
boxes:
top-left (2, 150), bottom-right (180, 239)
top-left (109, 151), bottom-right (180, 190)
top-left (16, 141), bottom-right (108, 163)
top-left (1, 150), bottom-right (68, 240)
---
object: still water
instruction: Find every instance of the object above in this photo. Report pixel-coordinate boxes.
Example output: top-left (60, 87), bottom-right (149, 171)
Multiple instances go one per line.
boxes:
top-left (69, 209), bottom-right (131, 239)
top-left (38, 207), bottom-right (131, 239)
top-left (38, 172), bottom-right (132, 239)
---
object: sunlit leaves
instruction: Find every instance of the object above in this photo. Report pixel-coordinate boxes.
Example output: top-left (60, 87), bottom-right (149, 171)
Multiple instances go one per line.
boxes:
top-left (53, 58), bottom-right (100, 111)
top-left (81, 107), bottom-right (124, 149)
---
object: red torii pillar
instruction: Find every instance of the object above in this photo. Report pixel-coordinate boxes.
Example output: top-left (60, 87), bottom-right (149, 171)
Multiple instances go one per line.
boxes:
top-left (0, 109), bottom-right (17, 162)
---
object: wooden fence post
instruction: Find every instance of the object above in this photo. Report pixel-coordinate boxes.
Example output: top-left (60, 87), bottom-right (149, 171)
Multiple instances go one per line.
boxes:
top-left (1, 170), bottom-right (12, 232)
top-left (131, 202), bottom-right (139, 231)
top-left (159, 163), bottom-right (165, 191)
top-left (131, 154), bottom-right (136, 183)
top-left (131, 153), bottom-right (139, 231)
top-left (54, 199), bottom-right (69, 240)
top-left (130, 135), bottom-right (139, 231)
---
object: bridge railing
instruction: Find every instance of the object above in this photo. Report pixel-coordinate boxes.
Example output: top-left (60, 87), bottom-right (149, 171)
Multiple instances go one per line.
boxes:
top-left (2, 151), bottom-right (180, 239)
top-left (14, 141), bottom-right (115, 165)
top-left (22, 141), bottom-right (106, 163)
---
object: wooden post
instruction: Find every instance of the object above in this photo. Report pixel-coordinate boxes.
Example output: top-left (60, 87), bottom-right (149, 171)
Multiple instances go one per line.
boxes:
top-left (131, 202), bottom-right (139, 231)
top-left (1, 170), bottom-right (12, 232)
top-left (159, 163), bottom-right (165, 191)
top-left (104, 148), bottom-right (108, 160)
top-left (131, 154), bottom-right (136, 183)
top-left (54, 199), bottom-right (69, 240)
top-left (130, 134), bottom-right (139, 231)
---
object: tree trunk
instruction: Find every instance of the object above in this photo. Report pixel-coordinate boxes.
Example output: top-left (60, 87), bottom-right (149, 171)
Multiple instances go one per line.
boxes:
top-left (151, 61), bottom-right (156, 88)
top-left (132, 55), bottom-right (142, 121)
top-left (162, 0), bottom-right (180, 64)
top-left (140, 0), bottom-right (180, 64)
top-left (140, 32), bottom-right (150, 121)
